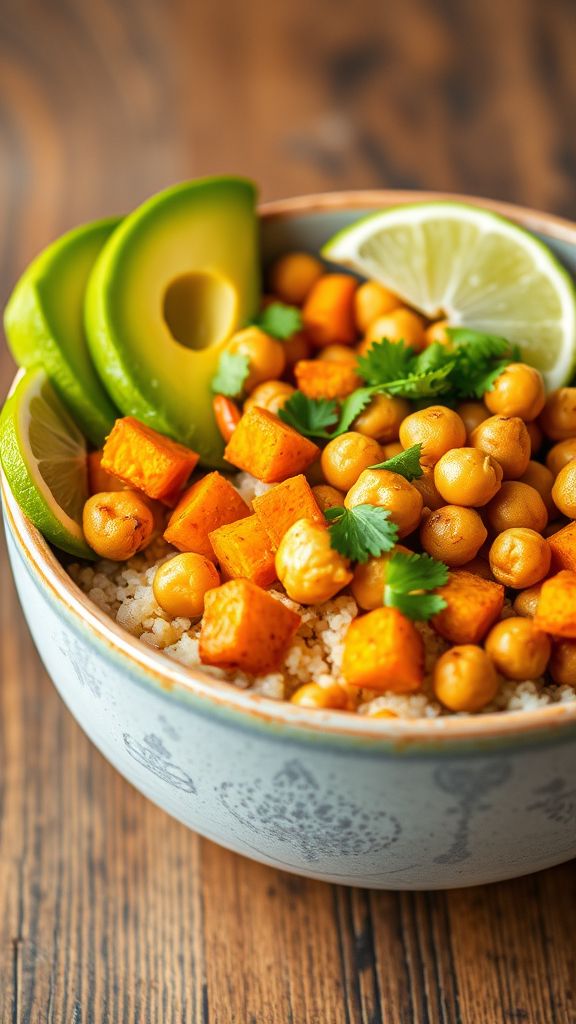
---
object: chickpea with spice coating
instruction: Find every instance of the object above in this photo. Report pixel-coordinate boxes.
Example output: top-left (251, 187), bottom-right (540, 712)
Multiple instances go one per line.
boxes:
top-left (433, 645), bottom-right (499, 712)
top-left (345, 469), bottom-right (423, 538)
top-left (552, 462), bottom-right (576, 519)
top-left (413, 467), bottom-right (445, 511)
top-left (526, 420), bottom-right (543, 456)
top-left (317, 344), bottom-right (359, 366)
top-left (399, 406), bottom-right (467, 467)
top-left (540, 387), bottom-right (576, 441)
top-left (488, 528), bottom-right (551, 588)
top-left (484, 363), bottom-right (546, 420)
top-left (269, 251), bottom-right (323, 305)
top-left (513, 584), bottom-right (543, 618)
top-left (153, 553), bottom-right (220, 619)
top-left (549, 639), bottom-right (576, 685)
top-left (519, 460), bottom-right (555, 514)
top-left (351, 544), bottom-right (411, 610)
top-left (359, 308), bottom-right (425, 354)
top-left (83, 490), bottom-right (155, 560)
top-left (485, 618), bottom-right (551, 681)
top-left (227, 327), bottom-right (286, 393)
top-left (456, 401), bottom-right (489, 438)
top-left (244, 379), bottom-right (295, 416)
top-left (485, 481), bottom-right (548, 533)
top-left (420, 505), bottom-right (487, 566)
top-left (470, 415), bottom-right (531, 479)
top-left (434, 448), bottom-right (503, 507)
top-left (275, 519), bottom-right (353, 605)
top-left (321, 432), bottom-right (384, 491)
top-left (352, 394), bottom-right (410, 442)
top-left (312, 484), bottom-right (345, 512)
top-left (354, 281), bottom-right (399, 332)
top-left (546, 438), bottom-right (576, 477)
top-left (290, 681), bottom-right (352, 710)
top-left (424, 319), bottom-right (452, 347)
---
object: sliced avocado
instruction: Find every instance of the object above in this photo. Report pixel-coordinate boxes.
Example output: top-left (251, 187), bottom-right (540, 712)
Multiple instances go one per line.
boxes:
top-left (4, 218), bottom-right (121, 446)
top-left (84, 177), bottom-right (260, 467)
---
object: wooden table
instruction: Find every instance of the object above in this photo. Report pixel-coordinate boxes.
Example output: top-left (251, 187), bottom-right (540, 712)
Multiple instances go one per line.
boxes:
top-left (1, 1), bottom-right (575, 1020)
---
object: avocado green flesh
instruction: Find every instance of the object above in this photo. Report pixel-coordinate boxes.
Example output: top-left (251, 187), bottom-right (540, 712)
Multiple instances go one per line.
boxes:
top-left (4, 218), bottom-right (121, 447)
top-left (85, 177), bottom-right (260, 467)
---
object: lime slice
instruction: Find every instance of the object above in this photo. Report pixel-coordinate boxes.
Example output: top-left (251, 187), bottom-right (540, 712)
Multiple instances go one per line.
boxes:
top-left (0, 368), bottom-right (94, 558)
top-left (323, 202), bottom-right (576, 390)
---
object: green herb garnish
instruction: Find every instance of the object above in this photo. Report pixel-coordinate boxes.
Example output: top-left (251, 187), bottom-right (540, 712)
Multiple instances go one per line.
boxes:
top-left (279, 392), bottom-right (339, 438)
top-left (384, 552), bottom-right (448, 620)
top-left (324, 504), bottom-right (398, 563)
top-left (369, 443), bottom-right (424, 480)
top-left (253, 302), bottom-right (302, 340)
top-left (211, 352), bottom-right (250, 398)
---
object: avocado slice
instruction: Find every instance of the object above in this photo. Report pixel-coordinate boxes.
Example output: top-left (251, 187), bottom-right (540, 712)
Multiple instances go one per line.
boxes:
top-left (84, 177), bottom-right (260, 467)
top-left (4, 218), bottom-right (121, 447)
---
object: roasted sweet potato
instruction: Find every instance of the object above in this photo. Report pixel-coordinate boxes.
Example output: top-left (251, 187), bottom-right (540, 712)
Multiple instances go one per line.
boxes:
top-left (341, 607), bottom-right (424, 692)
top-left (302, 274), bottom-right (358, 347)
top-left (199, 579), bottom-right (301, 674)
top-left (252, 474), bottom-right (324, 547)
top-left (547, 521), bottom-right (576, 572)
top-left (101, 417), bottom-right (199, 505)
top-left (431, 570), bottom-right (505, 644)
top-left (164, 472), bottom-right (250, 559)
top-left (87, 450), bottom-right (125, 495)
top-left (535, 571), bottom-right (576, 637)
top-left (224, 407), bottom-right (319, 482)
top-left (294, 360), bottom-right (361, 400)
top-left (209, 513), bottom-right (277, 587)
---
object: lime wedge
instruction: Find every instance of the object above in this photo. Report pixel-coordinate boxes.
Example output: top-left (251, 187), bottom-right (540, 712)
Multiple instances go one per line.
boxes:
top-left (0, 369), bottom-right (94, 558)
top-left (323, 202), bottom-right (576, 390)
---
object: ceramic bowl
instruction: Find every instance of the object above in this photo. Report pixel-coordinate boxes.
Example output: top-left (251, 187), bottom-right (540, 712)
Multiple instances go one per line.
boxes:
top-left (3, 191), bottom-right (576, 890)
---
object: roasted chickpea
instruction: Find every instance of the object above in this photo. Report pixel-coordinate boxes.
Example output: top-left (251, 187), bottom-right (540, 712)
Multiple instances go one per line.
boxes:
top-left (381, 441), bottom-right (404, 459)
top-left (345, 469), bottom-right (424, 538)
top-left (290, 681), bottom-right (352, 709)
top-left (413, 467), bottom-right (445, 511)
top-left (424, 319), bottom-right (451, 347)
top-left (470, 415), bottom-right (531, 479)
top-left (433, 645), bottom-right (499, 712)
top-left (321, 432), bottom-right (384, 491)
top-left (244, 379), bottom-right (295, 416)
top-left (484, 363), bottom-right (546, 420)
top-left (360, 308), bottom-right (425, 354)
top-left (399, 406), bottom-right (467, 467)
top-left (275, 519), bottom-right (353, 604)
top-left (433, 448), bottom-right (503, 507)
top-left (513, 584), bottom-right (543, 618)
top-left (552, 462), bottom-right (576, 519)
top-left (485, 482), bottom-right (548, 533)
top-left (549, 639), bottom-right (576, 685)
top-left (83, 490), bottom-right (155, 561)
top-left (459, 555), bottom-right (494, 581)
top-left (519, 460), bottom-right (555, 514)
top-left (352, 393), bottom-right (410, 442)
top-left (282, 330), bottom-right (312, 370)
top-left (485, 617), bottom-right (551, 681)
top-left (540, 387), bottom-right (576, 441)
top-left (351, 544), bottom-right (411, 610)
top-left (456, 401), bottom-right (489, 438)
top-left (312, 484), bottom-right (345, 512)
top-left (526, 419), bottom-right (543, 456)
top-left (546, 438), bottom-right (576, 477)
top-left (420, 505), bottom-right (487, 566)
top-left (354, 281), bottom-right (399, 332)
top-left (269, 251), bottom-right (324, 305)
top-left (488, 528), bottom-right (551, 588)
top-left (153, 553), bottom-right (220, 619)
top-left (228, 327), bottom-right (286, 392)
top-left (304, 459), bottom-right (325, 486)
top-left (317, 344), bottom-right (359, 366)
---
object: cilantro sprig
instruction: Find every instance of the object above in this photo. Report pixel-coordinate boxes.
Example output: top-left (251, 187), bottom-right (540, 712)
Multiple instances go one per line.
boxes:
top-left (252, 302), bottom-right (302, 340)
top-left (325, 505), bottom-right (399, 563)
top-left (369, 443), bottom-right (424, 481)
top-left (384, 552), bottom-right (448, 621)
top-left (211, 352), bottom-right (250, 398)
top-left (279, 388), bottom-right (374, 439)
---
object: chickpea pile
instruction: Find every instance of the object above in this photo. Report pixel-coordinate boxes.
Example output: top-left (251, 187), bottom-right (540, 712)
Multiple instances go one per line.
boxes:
top-left (82, 249), bottom-right (576, 717)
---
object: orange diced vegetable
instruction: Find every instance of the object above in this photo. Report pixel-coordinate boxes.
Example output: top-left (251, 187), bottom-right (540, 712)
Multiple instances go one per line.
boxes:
top-left (213, 395), bottom-right (241, 442)
top-left (302, 274), bottom-right (358, 348)
top-left (101, 417), bottom-right (199, 506)
top-left (164, 471), bottom-right (250, 559)
top-left (252, 474), bottom-right (324, 547)
top-left (431, 570), bottom-right (505, 644)
top-left (224, 407), bottom-right (320, 483)
top-left (87, 450), bottom-right (125, 495)
top-left (209, 513), bottom-right (277, 587)
top-left (535, 571), bottom-right (576, 637)
top-left (294, 360), bottom-right (361, 400)
top-left (199, 579), bottom-right (301, 674)
top-left (547, 521), bottom-right (576, 572)
top-left (342, 606), bottom-right (424, 692)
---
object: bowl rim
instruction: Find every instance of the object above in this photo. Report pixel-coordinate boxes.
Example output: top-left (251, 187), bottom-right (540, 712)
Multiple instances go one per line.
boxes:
top-left (3, 187), bottom-right (576, 749)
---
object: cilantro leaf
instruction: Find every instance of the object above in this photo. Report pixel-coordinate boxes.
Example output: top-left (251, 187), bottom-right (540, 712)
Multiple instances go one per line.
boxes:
top-left (464, 361), bottom-right (509, 399)
top-left (369, 443), bottom-right (424, 480)
top-left (279, 392), bottom-right (339, 438)
top-left (356, 339), bottom-right (415, 386)
top-left (447, 327), bottom-right (512, 359)
top-left (325, 504), bottom-right (398, 563)
top-left (333, 387), bottom-right (375, 435)
top-left (253, 302), bottom-right (302, 340)
top-left (383, 363), bottom-right (454, 399)
top-left (383, 551), bottom-right (448, 621)
top-left (212, 352), bottom-right (250, 398)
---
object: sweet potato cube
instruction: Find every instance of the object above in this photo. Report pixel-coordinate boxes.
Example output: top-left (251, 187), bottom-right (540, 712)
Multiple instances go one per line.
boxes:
top-left (342, 607), bottom-right (424, 692)
top-left (87, 450), bottom-right (125, 494)
top-left (164, 472), bottom-right (250, 559)
top-left (431, 570), bottom-right (504, 644)
top-left (199, 579), bottom-right (301, 674)
top-left (535, 571), bottom-right (576, 637)
top-left (548, 522), bottom-right (576, 572)
top-left (252, 474), bottom-right (324, 547)
top-left (209, 514), bottom-right (277, 587)
top-left (102, 417), bottom-right (199, 505)
top-left (224, 407), bottom-right (320, 483)
top-left (294, 360), bottom-right (361, 400)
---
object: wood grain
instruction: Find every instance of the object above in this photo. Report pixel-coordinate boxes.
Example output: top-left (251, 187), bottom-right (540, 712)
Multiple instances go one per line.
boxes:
top-left (1, 0), bottom-right (575, 1020)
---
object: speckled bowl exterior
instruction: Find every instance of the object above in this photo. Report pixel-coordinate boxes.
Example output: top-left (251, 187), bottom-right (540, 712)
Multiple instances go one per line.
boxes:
top-left (3, 192), bottom-right (576, 889)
